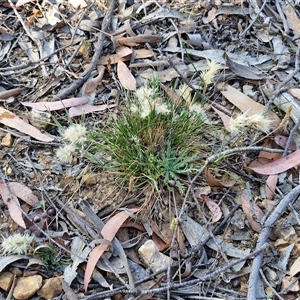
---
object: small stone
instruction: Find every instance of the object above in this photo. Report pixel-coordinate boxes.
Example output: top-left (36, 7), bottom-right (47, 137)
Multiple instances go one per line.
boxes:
top-left (231, 278), bottom-right (240, 288)
top-left (37, 277), bottom-right (63, 300)
top-left (138, 240), bottom-right (174, 273)
top-left (265, 286), bottom-right (273, 296)
top-left (28, 172), bottom-right (35, 179)
top-left (28, 109), bottom-right (51, 130)
top-left (82, 173), bottom-right (98, 185)
top-left (1, 133), bottom-right (12, 147)
top-left (231, 210), bottom-right (245, 229)
top-left (6, 167), bottom-right (13, 176)
top-left (0, 271), bottom-right (14, 292)
top-left (13, 275), bottom-right (42, 300)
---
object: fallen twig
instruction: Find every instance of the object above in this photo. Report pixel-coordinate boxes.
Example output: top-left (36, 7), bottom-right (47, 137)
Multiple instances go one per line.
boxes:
top-left (178, 146), bottom-right (286, 223)
top-left (263, 43), bottom-right (300, 114)
top-left (240, 0), bottom-right (268, 38)
top-left (247, 185), bottom-right (300, 300)
top-left (53, 0), bottom-right (116, 101)
top-left (82, 243), bottom-right (268, 299)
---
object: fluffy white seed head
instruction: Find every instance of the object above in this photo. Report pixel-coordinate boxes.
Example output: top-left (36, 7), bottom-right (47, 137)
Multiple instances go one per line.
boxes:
top-left (139, 99), bottom-right (152, 118)
top-left (135, 86), bottom-right (154, 102)
top-left (56, 143), bottom-right (76, 163)
top-left (1, 233), bottom-right (34, 255)
top-left (229, 112), bottom-right (249, 134)
top-left (202, 60), bottom-right (222, 86)
top-left (62, 124), bottom-right (87, 144)
top-left (189, 103), bottom-right (207, 120)
top-left (248, 113), bottom-right (272, 133)
top-left (177, 83), bottom-right (192, 106)
top-left (229, 112), bottom-right (272, 133)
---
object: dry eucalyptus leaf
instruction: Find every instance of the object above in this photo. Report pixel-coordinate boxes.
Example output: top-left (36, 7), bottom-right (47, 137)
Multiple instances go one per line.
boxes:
top-left (201, 194), bottom-right (222, 224)
top-left (0, 107), bottom-right (54, 142)
top-left (0, 181), bottom-right (26, 228)
top-left (69, 103), bottom-right (117, 118)
top-left (22, 97), bottom-right (89, 112)
top-left (249, 149), bottom-right (300, 175)
top-left (8, 182), bottom-right (39, 206)
top-left (84, 208), bottom-right (139, 291)
top-left (217, 82), bottom-right (281, 129)
top-left (204, 167), bottom-right (236, 187)
top-left (239, 190), bottom-right (264, 233)
top-left (117, 60), bottom-right (136, 91)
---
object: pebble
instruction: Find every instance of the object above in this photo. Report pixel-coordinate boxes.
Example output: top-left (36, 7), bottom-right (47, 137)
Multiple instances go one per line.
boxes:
top-left (138, 240), bottom-right (174, 273)
top-left (0, 271), bottom-right (14, 292)
top-left (1, 133), bottom-right (12, 147)
top-left (37, 277), bottom-right (63, 300)
top-left (28, 172), bottom-right (35, 179)
top-left (13, 275), bottom-right (42, 300)
top-left (82, 173), bottom-right (98, 185)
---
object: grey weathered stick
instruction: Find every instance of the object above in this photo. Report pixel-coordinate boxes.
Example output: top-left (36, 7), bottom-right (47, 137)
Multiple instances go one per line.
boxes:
top-left (82, 243), bottom-right (268, 299)
top-left (53, 0), bottom-right (116, 101)
top-left (247, 185), bottom-right (300, 300)
top-left (263, 43), bottom-right (300, 114)
top-left (240, 0), bottom-right (268, 38)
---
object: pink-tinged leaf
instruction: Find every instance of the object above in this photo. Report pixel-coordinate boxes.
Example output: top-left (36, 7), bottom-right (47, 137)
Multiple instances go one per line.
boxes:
top-left (274, 135), bottom-right (296, 151)
top-left (201, 195), bottom-right (222, 224)
top-left (211, 106), bottom-right (231, 132)
top-left (117, 61), bottom-right (136, 91)
top-left (82, 65), bottom-right (105, 95)
top-left (8, 182), bottom-right (38, 206)
top-left (290, 256), bottom-right (300, 278)
top-left (84, 208), bottom-right (139, 291)
top-left (69, 104), bottom-right (117, 118)
top-left (250, 149), bottom-right (300, 175)
top-left (258, 138), bottom-right (283, 161)
top-left (281, 276), bottom-right (300, 293)
top-left (208, 7), bottom-right (217, 22)
top-left (0, 107), bottom-right (54, 142)
top-left (116, 46), bottom-right (132, 58)
top-left (21, 97), bottom-right (89, 112)
top-left (239, 190), bottom-right (264, 233)
top-left (217, 82), bottom-right (281, 129)
top-left (204, 167), bottom-right (236, 187)
top-left (289, 88), bottom-right (300, 101)
top-left (0, 182), bottom-right (26, 228)
top-left (265, 174), bottom-right (278, 200)
top-left (16, 0), bottom-right (36, 7)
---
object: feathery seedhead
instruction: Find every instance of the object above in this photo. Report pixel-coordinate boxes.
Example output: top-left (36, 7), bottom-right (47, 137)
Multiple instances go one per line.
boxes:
top-left (56, 143), bottom-right (76, 163)
top-left (62, 124), bottom-right (87, 144)
top-left (1, 233), bottom-right (34, 255)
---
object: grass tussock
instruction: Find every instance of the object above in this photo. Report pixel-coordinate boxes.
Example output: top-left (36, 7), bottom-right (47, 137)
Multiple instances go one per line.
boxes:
top-left (86, 79), bottom-right (208, 194)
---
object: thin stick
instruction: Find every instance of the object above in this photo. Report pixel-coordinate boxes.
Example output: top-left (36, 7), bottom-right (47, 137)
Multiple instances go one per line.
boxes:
top-left (240, 0), bottom-right (269, 38)
top-left (53, 0), bottom-right (116, 101)
top-left (264, 43), bottom-right (300, 114)
top-left (247, 185), bottom-right (300, 300)
top-left (82, 243), bottom-right (268, 299)
top-left (259, 269), bottom-right (285, 300)
top-left (178, 146), bottom-right (286, 222)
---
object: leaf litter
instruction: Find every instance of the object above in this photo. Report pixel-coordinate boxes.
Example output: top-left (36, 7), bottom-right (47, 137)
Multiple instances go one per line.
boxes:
top-left (0, 0), bottom-right (300, 299)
